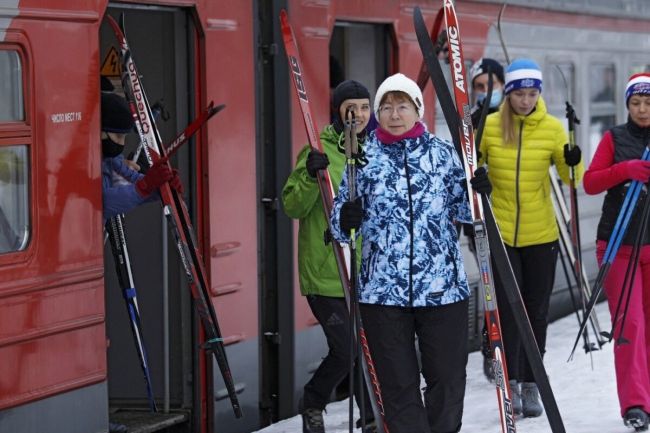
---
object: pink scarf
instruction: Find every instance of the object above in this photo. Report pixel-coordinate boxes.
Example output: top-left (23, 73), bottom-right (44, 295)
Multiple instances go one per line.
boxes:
top-left (375, 122), bottom-right (425, 145)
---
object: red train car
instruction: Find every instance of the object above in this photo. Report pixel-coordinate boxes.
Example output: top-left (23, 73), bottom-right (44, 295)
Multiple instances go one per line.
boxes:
top-left (1, 0), bottom-right (650, 432)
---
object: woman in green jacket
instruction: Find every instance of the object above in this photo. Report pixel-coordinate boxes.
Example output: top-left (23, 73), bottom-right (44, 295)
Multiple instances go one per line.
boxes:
top-left (481, 59), bottom-right (584, 418)
top-left (282, 80), bottom-right (372, 433)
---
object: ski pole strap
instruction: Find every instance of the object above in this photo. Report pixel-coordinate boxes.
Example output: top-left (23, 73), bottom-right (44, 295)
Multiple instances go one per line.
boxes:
top-left (123, 288), bottom-right (137, 300)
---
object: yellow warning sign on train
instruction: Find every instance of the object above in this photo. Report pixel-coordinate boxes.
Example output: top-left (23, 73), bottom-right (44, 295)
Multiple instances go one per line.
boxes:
top-left (100, 47), bottom-right (121, 77)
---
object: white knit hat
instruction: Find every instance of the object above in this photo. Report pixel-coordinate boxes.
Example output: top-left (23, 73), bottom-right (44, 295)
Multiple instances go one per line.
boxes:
top-left (374, 73), bottom-right (424, 119)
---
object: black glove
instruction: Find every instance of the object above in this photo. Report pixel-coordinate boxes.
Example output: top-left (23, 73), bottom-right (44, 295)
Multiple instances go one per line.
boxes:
top-left (564, 144), bottom-right (582, 167)
top-left (306, 150), bottom-right (329, 178)
top-left (470, 167), bottom-right (492, 196)
top-left (340, 198), bottom-right (363, 234)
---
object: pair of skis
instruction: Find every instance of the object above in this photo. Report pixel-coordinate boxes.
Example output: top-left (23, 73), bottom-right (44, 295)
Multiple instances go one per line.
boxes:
top-left (106, 14), bottom-right (242, 418)
top-left (415, 3), bottom-right (566, 433)
top-left (279, 10), bottom-right (389, 433)
top-left (105, 102), bottom-right (225, 412)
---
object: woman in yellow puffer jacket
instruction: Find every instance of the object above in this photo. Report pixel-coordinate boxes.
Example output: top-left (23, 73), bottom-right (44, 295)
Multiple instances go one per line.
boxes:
top-left (480, 58), bottom-right (584, 418)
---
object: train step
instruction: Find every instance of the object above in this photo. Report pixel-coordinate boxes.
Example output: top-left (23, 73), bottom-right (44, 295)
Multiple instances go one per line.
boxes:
top-left (109, 409), bottom-right (189, 433)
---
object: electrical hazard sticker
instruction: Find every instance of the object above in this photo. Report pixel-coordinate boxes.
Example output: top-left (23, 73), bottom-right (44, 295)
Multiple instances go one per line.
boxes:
top-left (100, 47), bottom-right (121, 78)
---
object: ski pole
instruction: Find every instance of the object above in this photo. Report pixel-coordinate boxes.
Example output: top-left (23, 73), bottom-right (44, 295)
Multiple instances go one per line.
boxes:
top-left (569, 146), bottom-right (650, 359)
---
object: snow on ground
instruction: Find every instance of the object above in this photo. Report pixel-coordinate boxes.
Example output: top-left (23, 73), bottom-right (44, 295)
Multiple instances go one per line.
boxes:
top-left (254, 302), bottom-right (630, 433)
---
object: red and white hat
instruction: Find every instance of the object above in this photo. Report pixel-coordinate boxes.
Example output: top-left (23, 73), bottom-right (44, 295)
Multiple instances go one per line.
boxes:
top-left (625, 73), bottom-right (650, 106)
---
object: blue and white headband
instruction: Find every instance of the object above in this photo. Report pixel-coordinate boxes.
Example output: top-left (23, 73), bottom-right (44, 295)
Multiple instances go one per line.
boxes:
top-left (504, 59), bottom-right (543, 95)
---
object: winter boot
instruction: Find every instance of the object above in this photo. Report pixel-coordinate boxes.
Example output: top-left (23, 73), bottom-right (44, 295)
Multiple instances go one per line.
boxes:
top-left (509, 380), bottom-right (522, 416)
top-left (521, 382), bottom-right (543, 418)
top-left (302, 407), bottom-right (325, 433)
top-left (624, 407), bottom-right (649, 432)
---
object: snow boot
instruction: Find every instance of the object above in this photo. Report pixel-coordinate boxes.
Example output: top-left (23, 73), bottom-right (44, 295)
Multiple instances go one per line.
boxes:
top-left (302, 407), bottom-right (325, 433)
top-left (509, 380), bottom-right (522, 416)
top-left (624, 407), bottom-right (649, 432)
top-left (521, 382), bottom-right (543, 418)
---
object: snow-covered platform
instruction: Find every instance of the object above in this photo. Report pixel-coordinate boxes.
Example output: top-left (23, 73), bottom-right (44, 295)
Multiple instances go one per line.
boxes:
top-left (254, 303), bottom-right (625, 433)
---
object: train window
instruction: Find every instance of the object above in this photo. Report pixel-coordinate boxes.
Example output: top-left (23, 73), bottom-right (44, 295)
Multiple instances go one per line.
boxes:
top-left (0, 145), bottom-right (29, 253)
top-left (329, 21), bottom-right (392, 103)
top-left (0, 50), bottom-right (24, 121)
top-left (631, 64), bottom-right (650, 75)
top-left (588, 63), bottom-right (617, 159)
top-left (545, 62), bottom-right (575, 120)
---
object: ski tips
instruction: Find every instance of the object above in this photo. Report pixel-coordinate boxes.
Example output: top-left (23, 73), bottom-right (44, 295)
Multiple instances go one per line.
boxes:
top-left (209, 103), bottom-right (226, 117)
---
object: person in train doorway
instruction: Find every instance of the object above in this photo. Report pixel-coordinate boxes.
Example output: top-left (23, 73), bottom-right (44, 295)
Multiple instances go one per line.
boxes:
top-left (100, 91), bottom-right (183, 224)
top-left (100, 88), bottom-right (183, 433)
top-left (329, 73), bottom-right (491, 433)
top-left (467, 57), bottom-right (506, 383)
top-left (583, 73), bottom-right (650, 432)
top-left (282, 79), bottom-right (377, 433)
top-left (480, 58), bottom-right (584, 418)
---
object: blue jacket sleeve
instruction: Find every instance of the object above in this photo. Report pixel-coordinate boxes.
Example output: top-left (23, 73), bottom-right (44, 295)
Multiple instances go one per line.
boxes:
top-left (102, 157), bottom-right (156, 222)
top-left (446, 143), bottom-right (472, 224)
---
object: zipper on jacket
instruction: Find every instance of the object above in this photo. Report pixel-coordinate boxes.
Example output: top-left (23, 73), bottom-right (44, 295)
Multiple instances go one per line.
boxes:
top-left (513, 119), bottom-right (524, 247)
top-left (403, 144), bottom-right (415, 306)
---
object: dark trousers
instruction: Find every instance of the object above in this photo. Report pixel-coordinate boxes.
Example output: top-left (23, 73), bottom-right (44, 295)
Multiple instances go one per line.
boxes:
top-left (494, 240), bottom-right (558, 382)
top-left (360, 300), bottom-right (469, 433)
top-left (303, 295), bottom-right (373, 417)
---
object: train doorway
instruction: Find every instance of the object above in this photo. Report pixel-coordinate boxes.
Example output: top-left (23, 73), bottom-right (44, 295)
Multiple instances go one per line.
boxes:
top-left (100, 4), bottom-right (197, 432)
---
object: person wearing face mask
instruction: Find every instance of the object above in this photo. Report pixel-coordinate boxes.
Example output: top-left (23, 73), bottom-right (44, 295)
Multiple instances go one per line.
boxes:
top-left (329, 73), bottom-right (491, 433)
top-left (469, 58), bottom-right (505, 129)
top-left (101, 92), bottom-right (183, 224)
top-left (282, 79), bottom-right (376, 433)
top-left (583, 73), bottom-right (650, 432)
top-left (480, 58), bottom-right (584, 418)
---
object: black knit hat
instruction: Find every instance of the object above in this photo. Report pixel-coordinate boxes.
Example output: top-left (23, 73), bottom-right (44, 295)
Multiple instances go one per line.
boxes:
top-left (470, 58), bottom-right (505, 87)
top-left (332, 80), bottom-right (371, 114)
top-left (101, 92), bottom-right (134, 133)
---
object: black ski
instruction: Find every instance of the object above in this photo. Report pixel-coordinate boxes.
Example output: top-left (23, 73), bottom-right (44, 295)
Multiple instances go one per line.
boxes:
top-left (106, 14), bottom-right (242, 418)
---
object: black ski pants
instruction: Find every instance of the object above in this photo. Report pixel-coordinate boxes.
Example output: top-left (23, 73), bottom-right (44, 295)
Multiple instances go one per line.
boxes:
top-left (360, 300), bottom-right (469, 433)
top-left (494, 240), bottom-right (558, 383)
top-left (303, 295), bottom-right (373, 418)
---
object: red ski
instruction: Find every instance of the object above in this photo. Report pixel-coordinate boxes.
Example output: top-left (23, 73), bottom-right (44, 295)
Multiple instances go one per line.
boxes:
top-left (280, 10), bottom-right (389, 433)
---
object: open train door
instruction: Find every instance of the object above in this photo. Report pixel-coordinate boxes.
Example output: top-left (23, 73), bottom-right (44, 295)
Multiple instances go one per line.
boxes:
top-left (100, 4), bottom-right (200, 432)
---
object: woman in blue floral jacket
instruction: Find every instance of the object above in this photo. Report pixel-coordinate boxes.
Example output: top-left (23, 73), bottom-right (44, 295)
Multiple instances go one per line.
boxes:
top-left (330, 73), bottom-right (489, 433)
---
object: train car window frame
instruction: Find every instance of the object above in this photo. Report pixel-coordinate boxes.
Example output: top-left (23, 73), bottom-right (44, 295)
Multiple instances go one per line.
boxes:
top-left (588, 62), bottom-right (617, 160)
top-left (544, 61), bottom-right (576, 119)
top-left (0, 41), bottom-right (33, 262)
top-left (329, 20), bottom-right (393, 103)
